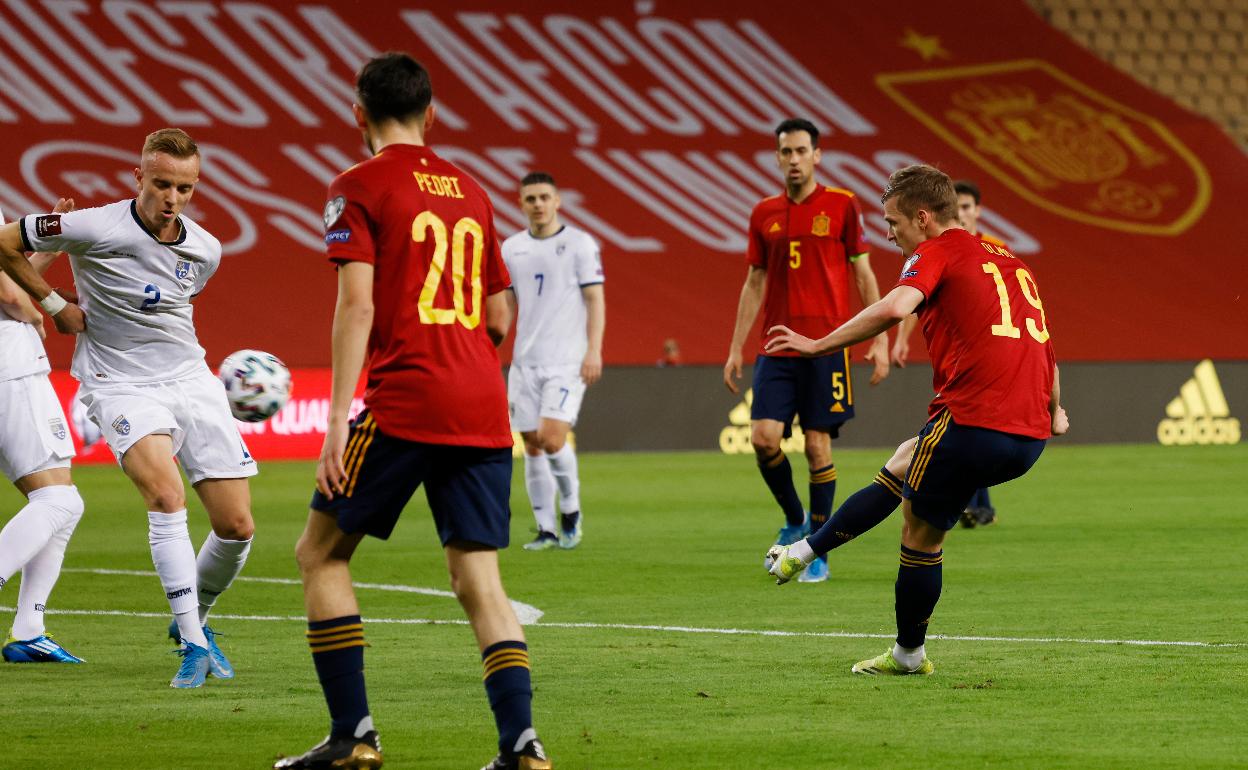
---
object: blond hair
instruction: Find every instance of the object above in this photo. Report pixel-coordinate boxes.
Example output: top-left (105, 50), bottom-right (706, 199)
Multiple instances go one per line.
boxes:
top-left (142, 128), bottom-right (199, 159)
top-left (881, 164), bottom-right (958, 223)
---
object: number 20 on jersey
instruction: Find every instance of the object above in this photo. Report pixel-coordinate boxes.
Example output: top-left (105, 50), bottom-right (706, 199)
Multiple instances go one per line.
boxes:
top-left (412, 210), bottom-right (484, 330)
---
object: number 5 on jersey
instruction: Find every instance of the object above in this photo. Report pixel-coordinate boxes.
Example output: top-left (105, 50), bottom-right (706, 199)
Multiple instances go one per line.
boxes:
top-left (413, 210), bottom-right (484, 329)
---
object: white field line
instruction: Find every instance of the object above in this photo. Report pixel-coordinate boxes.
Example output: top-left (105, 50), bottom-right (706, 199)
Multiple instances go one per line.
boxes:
top-left (60, 567), bottom-right (544, 625)
top-left (35, 568), bottom-right (1242, 650)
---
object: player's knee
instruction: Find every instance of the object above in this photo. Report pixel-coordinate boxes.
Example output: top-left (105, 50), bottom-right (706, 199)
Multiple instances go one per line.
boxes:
top-left (751, 432), bottom-right (780, 457)
top-left (539, 433), bottom-right (566, 454)
top-left (145, 484), bottom-right (186, 513)
top-left (215, 515), bottom-right (254, 541)
top-left (29, 484), bottom-right (85, 528)
top-left (294, 534), bottom-right (325, 575)
top-left (886, 438), bottom-right (919, 478)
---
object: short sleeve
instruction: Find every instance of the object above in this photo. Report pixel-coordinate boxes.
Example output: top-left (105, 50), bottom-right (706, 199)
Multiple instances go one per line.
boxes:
top-left (745, 207), bottom-right (767, 268)
top-left (323, 173), bottom-right (377, 266)
top-left (575, 233), bottom-right (604, 286)
top-left (483, 201), bottom-right (510, 296)
top-left (20, 208), bottom-right (102, 255)
top-left (895, 245), bottom-right (946, 301)
top-left (842, 195), bottom-right (870, 258)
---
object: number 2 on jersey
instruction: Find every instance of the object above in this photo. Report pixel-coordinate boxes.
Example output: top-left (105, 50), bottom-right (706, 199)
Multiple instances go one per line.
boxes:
top-left (982, 263), bottom-right (1049, 343)
top-left (141, 283), bottom-right (161, 311)
top-left (413, 211), bottom-right (484, 329)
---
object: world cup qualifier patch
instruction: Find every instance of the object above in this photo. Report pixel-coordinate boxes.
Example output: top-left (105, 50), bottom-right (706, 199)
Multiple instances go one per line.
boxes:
top-left (35, 214), bottom-right (62, 237)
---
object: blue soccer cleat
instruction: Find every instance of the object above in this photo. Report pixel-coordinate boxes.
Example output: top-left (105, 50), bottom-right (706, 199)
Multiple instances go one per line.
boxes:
top-left (170, 642), bottom-right (211, 688)
top-left (558, 511), bottom-right (582, 550)
top-left (797, 554), bottom-right (829, 583)
top-left (764, 512), bottom-right (809, 570)
top-left (203, 625), bottom-right (234, 679)
top-left (2, 632), bottom-right (85, 663)
top-left (169, 620), bottom-right (233, 678)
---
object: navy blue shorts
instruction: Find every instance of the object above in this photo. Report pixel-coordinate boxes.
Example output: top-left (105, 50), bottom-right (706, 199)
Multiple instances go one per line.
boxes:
top-left (750, 352), bottom-right (854, 438)
top-left (902, 411), bottom-right (1046, 531)
top-left (309, 411), bottom-right (513, 548)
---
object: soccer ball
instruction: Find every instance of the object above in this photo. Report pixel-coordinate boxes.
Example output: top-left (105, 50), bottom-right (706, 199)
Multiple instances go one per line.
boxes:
top-left (218, 349), bottom-right (292, 423)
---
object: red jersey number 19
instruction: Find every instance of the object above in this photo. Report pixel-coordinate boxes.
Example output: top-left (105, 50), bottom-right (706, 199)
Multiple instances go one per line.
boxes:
top-left (413, 210), bottom-right (484, 330)
top-left (982, 262), bottom-right (1050, 343)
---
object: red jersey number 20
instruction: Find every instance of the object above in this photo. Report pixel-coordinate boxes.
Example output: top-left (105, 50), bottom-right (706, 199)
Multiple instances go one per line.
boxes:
top-left (413, 210), bottom-right (484, 329)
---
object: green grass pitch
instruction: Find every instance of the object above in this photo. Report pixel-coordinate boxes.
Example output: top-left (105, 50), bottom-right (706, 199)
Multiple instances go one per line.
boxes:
top-left (1, 444), bottom-right (1245, 769)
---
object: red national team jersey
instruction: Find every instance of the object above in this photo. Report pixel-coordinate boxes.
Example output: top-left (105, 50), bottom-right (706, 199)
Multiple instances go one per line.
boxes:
top-left (324, 144), bottom-right (511, 447)
top-left (896, 228), bottom-right (1056, 439)
top-left (746, 186), bottom-right (869, 357)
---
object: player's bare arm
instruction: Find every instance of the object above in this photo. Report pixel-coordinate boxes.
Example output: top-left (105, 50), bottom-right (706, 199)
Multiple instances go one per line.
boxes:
top-left (766, 285), bottom-right (923, 357)
top-left (851, 253), bottom-right (891, 385)
top-left (318, 261), bottom-right (374, 499)
top-left (485, 289), bottom-right (512, 348)
top-left (1050, 364), bottom-right (1069, 436)
top-left (0, 222), bottom-right (85, 335)
top-left (724, 264), bottom-right (766, 393)
top-left (581, 283), bottom-right (605, 385)
top-left (891, 314), bottom-right (918, 368)
top-left (502, 286), bottom-right (518, 337)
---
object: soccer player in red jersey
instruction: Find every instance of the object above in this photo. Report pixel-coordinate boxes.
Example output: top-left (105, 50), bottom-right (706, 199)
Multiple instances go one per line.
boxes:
top-left (892, 179), bottom-right (1009, 527)
top-left (764, 164), bottom-right (1067, 676)
top-left (276, 54), bottom-right (551, 770)
top-left (723, 118), bottom-right (890, 584)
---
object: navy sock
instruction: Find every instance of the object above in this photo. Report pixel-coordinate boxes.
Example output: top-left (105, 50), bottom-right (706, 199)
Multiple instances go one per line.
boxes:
top-left (895, 546), bottom-right (943, 649)
top-left (758, 450), bottom-right (805, 526)
top-left (307, 615), bottom-right (370, 739)
top-left (808, 468), bottom-right (903, 555)
top-left (483, 640), bottom-right (533, 754)
top-left (974, 488), bottom-right (992, 508)
top-left (808, 464), bottom-right (837, 544)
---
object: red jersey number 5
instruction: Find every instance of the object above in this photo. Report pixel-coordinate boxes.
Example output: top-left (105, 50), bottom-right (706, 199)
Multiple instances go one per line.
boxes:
top-left (982, 262), bottom-right (1050, 343)
top-left (413, 210), bottom-right (484, 330)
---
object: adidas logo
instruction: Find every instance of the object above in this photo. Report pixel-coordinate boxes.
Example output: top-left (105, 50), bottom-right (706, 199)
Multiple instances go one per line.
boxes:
top-left (1157, 359), bottom-right (1241, 446)
top-left (718, 388), bottom-right (807, 454)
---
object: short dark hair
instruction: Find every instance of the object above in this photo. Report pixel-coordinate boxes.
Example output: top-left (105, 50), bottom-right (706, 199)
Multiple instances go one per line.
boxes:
top-left (355, 52), bottom-right (432, 124)
top-left (520, 172), bottom-right (556, 189)
top-left (882, 164), bottom-right (959, 223)
top-left (953, 180), bottom-right (981, 205)
top-left (774, 118), bottom-right (820, 148)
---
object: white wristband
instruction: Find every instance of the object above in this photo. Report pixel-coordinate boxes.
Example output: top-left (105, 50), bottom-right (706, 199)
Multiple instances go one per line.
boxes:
top-left (39, 291), bottom-right (67, 315)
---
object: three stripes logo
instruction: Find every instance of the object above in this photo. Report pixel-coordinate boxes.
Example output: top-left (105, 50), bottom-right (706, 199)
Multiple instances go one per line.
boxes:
top-left (718, 388), bottom-right (807, 454)
top-left (1157, 360), bottom-right (1240, 446)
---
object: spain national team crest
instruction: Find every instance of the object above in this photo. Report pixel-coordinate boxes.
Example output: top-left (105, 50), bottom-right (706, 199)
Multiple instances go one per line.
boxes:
top-left (175, 259), bottom-right (191, 280)
top-left (811, 213), bottom-right (830, 237)
top-left (876, 60), bottom-right (1211, 235)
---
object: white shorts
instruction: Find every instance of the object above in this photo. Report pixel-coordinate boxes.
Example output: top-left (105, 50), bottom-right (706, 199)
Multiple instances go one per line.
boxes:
top-left (0, 373), bottom-right (74, 483)
top-left (508, 364), bottom-right (587, 432)
top-left (79, 369), bottom-right (258, 485)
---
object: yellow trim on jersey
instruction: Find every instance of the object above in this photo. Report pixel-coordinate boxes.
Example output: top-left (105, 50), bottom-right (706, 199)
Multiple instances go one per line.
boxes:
top-left (907, 411), bottom-right (952, 490)
top-left (980, 232), bottom-right (1006, 247)
top-left (824, 187), bottom-right (856, 197)
top-left (848, 251), bottom-right (869, 262)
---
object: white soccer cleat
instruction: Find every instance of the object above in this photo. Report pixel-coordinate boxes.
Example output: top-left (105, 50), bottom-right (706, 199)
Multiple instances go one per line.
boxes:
top-left (765, 545), bottom-right (807, 585)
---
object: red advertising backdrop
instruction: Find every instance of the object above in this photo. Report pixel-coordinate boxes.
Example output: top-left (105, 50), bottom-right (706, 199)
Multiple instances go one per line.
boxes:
top-left (3, 0), bottom-right (1246, 374)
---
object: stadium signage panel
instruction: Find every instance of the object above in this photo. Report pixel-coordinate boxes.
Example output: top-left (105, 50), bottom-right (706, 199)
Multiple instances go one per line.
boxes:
top-left (2, 1), bottom-right (1245, 366)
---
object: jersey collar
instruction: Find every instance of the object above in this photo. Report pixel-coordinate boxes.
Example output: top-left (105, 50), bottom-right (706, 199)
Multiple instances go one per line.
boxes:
top-left (130, 200), bottom-right (187, 246)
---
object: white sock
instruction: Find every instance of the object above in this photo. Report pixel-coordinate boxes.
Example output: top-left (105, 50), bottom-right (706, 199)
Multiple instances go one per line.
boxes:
top-left (892, 643), bottom-right (926, 670)
top-left (0, 485), bottom-right (82, 588)
top-left (195, 531), bottom-right (252, 625)
top-left (12, 486), bottom-right (84, 640)
top-left (523, 453), bottom-right (558, 534)
top-left (547, 444), bottom-right (581, 514)
top-left (148, 510), bottom-right (207, 648)
top-left (788, 538), bottom-right (815, 566)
